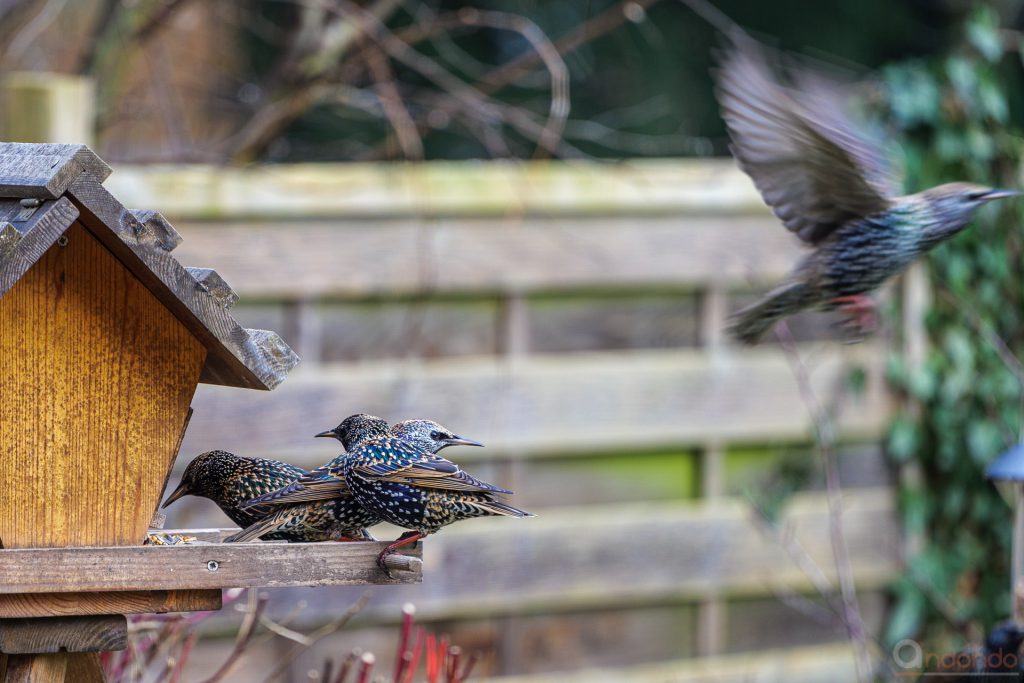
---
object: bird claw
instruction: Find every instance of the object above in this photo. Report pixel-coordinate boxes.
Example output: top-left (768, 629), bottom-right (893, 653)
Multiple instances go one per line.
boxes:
top-left (376, 549), bottom-right (396, 580)
top-left (831, 295), bottom-right (878, 342)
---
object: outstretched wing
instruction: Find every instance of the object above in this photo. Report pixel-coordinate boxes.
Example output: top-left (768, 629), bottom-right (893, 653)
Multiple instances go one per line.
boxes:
top-left (353, 439), bottom-right (513, 494)
top-left (716, 34), bottom-right (898, 244)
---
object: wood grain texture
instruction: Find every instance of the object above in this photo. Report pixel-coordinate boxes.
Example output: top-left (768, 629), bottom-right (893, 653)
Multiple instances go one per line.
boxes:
top-left (0, 590), bottom-right (222, 618)
top-left (103, 159), bottom-right (765, 219)
top-left (0, 223), bottom-right (205, 548)
top-left (181, 344), bottom-right (889, 463)
top-left (2, 653), bottom-right (66, 683)
top-left (128, 210), bottom-right (182, 252)
top-left (63, 654), bottom-right (105, 683)
top-left (0, 198), bottom-right (80, 298)
top-left (168, 215), bottom-right (799, 298)
top-left (67, 176), bottom-right (298, 390)
top-left (185, 268), bottom-right (237, 308)
top-left (0, 541), bottom-right (422, 593)
top-left (0, 616), bottom-right (126, 654)
top-left (0, 143), bottom-right (109, 199)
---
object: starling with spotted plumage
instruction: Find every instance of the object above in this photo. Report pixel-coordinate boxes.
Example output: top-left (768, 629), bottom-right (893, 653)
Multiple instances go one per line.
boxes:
top-left (346, 417), bottom-right (531, 574)
top-left (717, 34), bottom-right (1017, 343)
top-left (222, 415), bottom-right (392, 543)
top-left (162, 450), bottom-right (378, 542)
top-left (247, 414), bottom-right (531, 573)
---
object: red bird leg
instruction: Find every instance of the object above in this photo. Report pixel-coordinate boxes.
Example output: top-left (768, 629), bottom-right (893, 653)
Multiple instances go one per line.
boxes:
top-left (377, 531), bottom-right (425, 578)
top-left (831, 294), bottom-right (878, 336)
top-left (333, 535), bottom-right (359, 542)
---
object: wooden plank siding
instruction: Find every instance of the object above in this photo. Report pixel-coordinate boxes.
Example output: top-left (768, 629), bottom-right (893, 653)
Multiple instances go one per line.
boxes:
top-left (110, 160), bottom-right (900, 681)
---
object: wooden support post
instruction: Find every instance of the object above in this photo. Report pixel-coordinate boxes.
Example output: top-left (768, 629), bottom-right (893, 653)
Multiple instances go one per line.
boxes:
top-left (0, 616), bottom-right (127, 654)
top-left (697, 285), bottom-right (729, 657)
top-left (0, 74), bottom-right (95, 147)
top-left (2, 654), bottom-right (67, 683)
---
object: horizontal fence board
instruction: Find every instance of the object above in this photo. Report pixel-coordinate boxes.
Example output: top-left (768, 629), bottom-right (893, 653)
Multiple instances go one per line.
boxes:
top-left (402, 489), bottom-right (899, 619)
top-left (168, 215), bottom-right (797, 298)
top-left (108, 160), bottom-right (766, 220)
top-left (179, 345), bottom-right (889, 464)
top-left (489, 643), bottom-right (859, 683)
top-left (227, 489), bottom-right (898, 623)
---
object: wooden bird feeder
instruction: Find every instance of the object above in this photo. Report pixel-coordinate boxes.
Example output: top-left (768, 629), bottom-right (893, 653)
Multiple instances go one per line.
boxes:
top-left (0, 143), bottom-right (421, 683)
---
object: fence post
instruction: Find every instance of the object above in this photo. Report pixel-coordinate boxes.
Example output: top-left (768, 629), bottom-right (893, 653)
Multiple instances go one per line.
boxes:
top-left (0, 72), bottom-right (95, 145)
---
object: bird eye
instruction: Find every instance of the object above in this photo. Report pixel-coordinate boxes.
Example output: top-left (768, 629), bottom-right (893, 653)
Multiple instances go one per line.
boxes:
top-left (430, 431), bottom-right (441, 440)
top-left (967, 190), bottom-right (990, 201)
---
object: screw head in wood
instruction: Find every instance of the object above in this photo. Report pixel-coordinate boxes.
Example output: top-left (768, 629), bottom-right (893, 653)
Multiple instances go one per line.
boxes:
top-left (206, 560), bottom-right (219, 572)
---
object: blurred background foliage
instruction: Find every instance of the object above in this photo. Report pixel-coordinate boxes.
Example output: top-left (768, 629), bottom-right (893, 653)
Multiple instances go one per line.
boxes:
top-left (881, 1), bottom-right (1024, 656)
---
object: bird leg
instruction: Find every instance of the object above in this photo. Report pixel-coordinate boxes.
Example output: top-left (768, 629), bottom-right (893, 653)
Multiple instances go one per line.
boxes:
top-left (377, 531), bottom-right (424, 578)
top-left (830, 294), bottom-right (878, 339)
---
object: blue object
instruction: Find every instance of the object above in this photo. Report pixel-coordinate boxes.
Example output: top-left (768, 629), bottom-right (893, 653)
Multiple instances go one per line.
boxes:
top-left (987, 444), bottom-right (1024, 481)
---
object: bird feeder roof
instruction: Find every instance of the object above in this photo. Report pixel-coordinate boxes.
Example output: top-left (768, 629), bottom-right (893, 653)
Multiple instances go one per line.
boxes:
top-left (0, 142), bottom-right (298, 390)
top-left (987, 444), bottom-right (1024, 481)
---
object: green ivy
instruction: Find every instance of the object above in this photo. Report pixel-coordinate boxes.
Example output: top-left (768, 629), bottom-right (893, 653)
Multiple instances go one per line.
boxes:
top-left (881, 3), bottom-right (1024, 651)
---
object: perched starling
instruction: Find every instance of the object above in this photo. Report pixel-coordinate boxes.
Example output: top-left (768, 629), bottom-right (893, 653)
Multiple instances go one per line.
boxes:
top-left (342, 418), bottom-right (532, 574)
top-left (717, 35), bottom-right (1017, 344)
top-left (223, 415), bottom-right (390, 543)
top-left (244, 414), bottom-right (504, 508)
top-left (161, 450), bottom-right (343, 542)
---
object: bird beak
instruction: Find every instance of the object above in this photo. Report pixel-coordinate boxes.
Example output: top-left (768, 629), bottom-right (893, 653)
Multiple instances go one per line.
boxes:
top-left (446, 434), bottom-right (484, 448)
top-left (982, 188), bottom-right (1020, 201)
top-left (161, 481), bottom-right (191, 508)
top-left (314, 430), bottom-right (337, 439)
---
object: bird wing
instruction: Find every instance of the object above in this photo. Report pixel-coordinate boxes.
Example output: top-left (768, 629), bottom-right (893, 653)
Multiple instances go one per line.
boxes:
top-left (716, 35), bottom-right (898, 244)
top-left (353, 440), bottom-right (513, 494)
top-left (240, 470), bottom-right (349, 508)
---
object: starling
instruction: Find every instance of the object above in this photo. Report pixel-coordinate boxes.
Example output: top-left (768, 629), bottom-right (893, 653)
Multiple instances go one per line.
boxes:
top-left (342, 418), bottom-right (532, 574)
top-left (244, 414), bottom-right (505, 508)
top-left (223, 414), bottom-right (391, 543)
top-left (160, 450), bottom-right (357, 543)
top-left (716, 35), bottom-right (1017, 344)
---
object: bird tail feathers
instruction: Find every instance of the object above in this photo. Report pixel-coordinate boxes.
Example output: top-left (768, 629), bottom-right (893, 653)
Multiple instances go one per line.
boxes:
top-left (477, 498), bottom-right (534, 518)
top-left (224, 511), bottom-right (289, 543)
top-left (727, 281), bottom-right (813, 344)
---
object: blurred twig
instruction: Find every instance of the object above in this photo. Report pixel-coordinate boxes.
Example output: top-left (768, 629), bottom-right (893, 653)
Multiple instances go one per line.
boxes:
top-left (774, 320), bottom-right (873, 682)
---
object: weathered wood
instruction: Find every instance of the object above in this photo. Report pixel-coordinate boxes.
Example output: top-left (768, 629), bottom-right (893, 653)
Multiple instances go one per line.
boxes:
top-left (0, 143), bottom-right (108, 199)
top-left (185, 267), bottom-right (237, 308)
top-left (181, 344), bottom-right (889, 463)
top-left (0, 223), bottom-right (206, 548)
top-left (2, 653), bottom-right (66, 683)
top-left (67, 176), bottom-right (298, 390)
top-left (129, 209), bottom-right (182, 252)
top-left (489, 644), bottom-right (857, 683)
top-left (0, 541), bottom-right (422, 593)
top-left (0, 616), bottom-right (126, 654)
top-left (0, 74), bottom-right (96, 149)
top-left (0, 199), bottom-right (80, 298)
top-left (62, 654), bottom-right (104, 683)
top-left (105, 160), bottom-right (765, 219)
top-left (0, 590), bottom-right (222, 618)
top-left (168, 215), bottom-right (799, 298)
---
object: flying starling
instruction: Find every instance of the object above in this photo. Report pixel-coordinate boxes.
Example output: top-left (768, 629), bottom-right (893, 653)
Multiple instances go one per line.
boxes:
top-left (223, 414), bottom-right (391, 543)
top-left (343, 418), bottom-right (532, 575)
top-left (717, 35), bottom-right (1018, 344)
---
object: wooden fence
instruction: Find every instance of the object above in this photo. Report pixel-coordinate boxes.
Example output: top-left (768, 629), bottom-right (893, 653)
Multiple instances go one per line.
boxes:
top-left (107, 160), bottom-right (901, 681)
